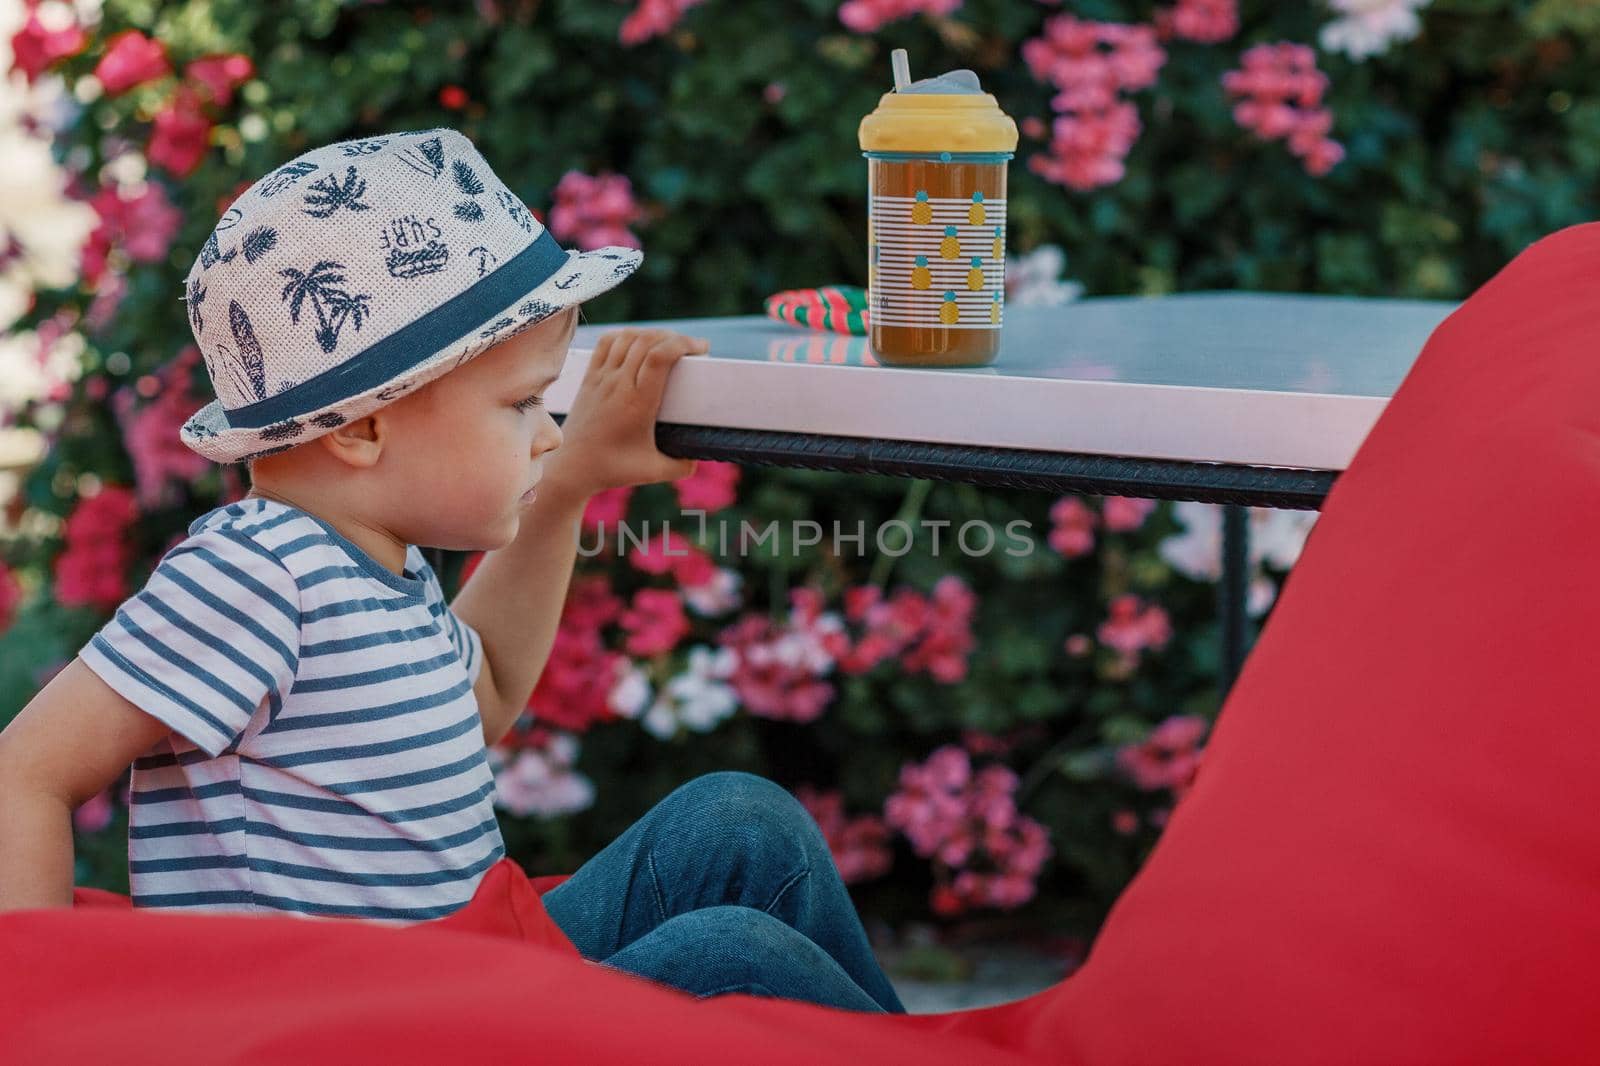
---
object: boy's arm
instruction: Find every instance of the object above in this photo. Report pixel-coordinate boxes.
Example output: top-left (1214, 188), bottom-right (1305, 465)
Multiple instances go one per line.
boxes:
top-left (0, 658), bottom-right (173, 911)
top-left (451, 328), bottom-right (708, 749)
top-left (454, 481), bottom-right (590, 748)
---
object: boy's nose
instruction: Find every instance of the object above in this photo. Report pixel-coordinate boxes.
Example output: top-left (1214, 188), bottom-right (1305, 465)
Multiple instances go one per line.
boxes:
top-left (536, 419), bottom-right (563, 455)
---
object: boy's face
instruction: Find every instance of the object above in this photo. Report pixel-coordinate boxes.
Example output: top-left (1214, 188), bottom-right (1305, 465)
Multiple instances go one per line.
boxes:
top-left (381, 305), bottom-right (576, 550)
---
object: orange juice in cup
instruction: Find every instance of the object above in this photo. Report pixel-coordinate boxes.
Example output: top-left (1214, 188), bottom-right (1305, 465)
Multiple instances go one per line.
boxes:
top-left (859, 50), bottom-right (1018, 367)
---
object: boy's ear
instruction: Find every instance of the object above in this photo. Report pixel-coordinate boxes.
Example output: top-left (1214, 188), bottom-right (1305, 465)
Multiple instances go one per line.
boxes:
top-left (316, 413), bottom-right (384, 468)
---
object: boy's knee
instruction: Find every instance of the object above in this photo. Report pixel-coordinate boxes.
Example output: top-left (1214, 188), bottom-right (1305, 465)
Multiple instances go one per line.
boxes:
top-left (672, 905), bottom-right (802, 969)
top-left (665, 772), bottom-right (827, 858)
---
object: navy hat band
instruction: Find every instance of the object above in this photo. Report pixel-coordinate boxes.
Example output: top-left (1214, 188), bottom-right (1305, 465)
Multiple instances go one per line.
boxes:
top-left (225, 228), bottom-right (568, 430)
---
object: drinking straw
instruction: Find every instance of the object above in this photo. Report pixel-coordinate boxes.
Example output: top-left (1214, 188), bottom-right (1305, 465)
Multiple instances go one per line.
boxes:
top-left (891, 48), bottom-right (911, 91)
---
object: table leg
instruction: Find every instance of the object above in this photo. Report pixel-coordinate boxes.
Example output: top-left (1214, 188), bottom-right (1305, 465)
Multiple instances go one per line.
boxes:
top-left (1219, 504), bottom-right (1250, 700)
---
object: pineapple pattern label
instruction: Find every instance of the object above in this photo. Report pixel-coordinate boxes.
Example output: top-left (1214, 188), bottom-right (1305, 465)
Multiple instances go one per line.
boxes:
top-left (868, 190), bottom-right (1006, 329)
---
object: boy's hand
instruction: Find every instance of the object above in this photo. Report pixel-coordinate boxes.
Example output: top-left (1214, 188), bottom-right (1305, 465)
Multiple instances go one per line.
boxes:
top-left (542, 328), bottom-right (710, 502)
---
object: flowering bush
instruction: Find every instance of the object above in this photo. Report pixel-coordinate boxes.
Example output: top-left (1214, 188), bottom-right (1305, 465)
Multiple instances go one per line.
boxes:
top-left (1, 0), bottom-right (1578, 935)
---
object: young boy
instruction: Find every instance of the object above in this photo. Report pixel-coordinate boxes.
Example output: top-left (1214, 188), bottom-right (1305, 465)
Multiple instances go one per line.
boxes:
top-left (0, 128), bottom-right (905, 1014)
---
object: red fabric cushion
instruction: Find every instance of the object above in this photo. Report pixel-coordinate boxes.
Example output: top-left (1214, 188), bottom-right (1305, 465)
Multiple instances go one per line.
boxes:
top-left (1039, 222), bottom-right (1600, 1063)
top-left (9, 223), bottom-right (1600, 1061)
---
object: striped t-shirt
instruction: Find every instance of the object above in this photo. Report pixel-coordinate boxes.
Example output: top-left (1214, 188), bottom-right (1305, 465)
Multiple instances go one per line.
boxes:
top-left (77, 497), bottom-right (505, 924)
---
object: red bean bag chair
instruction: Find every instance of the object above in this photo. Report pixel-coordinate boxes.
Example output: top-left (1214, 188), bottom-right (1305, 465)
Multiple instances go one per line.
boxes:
top-left (7, 221), bottom-right (1600, 1064)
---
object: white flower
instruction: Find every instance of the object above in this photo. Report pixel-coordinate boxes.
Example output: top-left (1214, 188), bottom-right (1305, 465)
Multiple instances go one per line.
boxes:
top-left (1248, 574), bottom-right (1279, 617)
top-left (607, 662), bottom-right (653, 718)
top-left (1319, 0), bottom-right (1430, 61)
top-left (1251, 508), bottom-right (1321, 571)
top-left (638, 645), bottom-right (739, 740)
top-left (1158, 502), bottom-right (1319, 618)
top-left (490, 736), bottom-right (596, 819)
top-left (1004, 245), bottom-right (1084, 307)
top-left (1157, 501), bottom-right (1225, 581)
top-left (0, 1), bottom-right (101, 423)
top-left (0, 325), bottom-right (86, 421)
top-left (682, 566), bottom-right (743, 617)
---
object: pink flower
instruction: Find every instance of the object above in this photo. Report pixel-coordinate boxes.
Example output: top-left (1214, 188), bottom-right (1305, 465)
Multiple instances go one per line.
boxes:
top-left (626, 530), bottom-right (714, 587)
top-left (490, 733), bottom-right (595, 818)
top-left (147, 86), bottom-right (213, 177)
top-left (1154, 0), bottom-right (1238, 43)
top-left (1048, 495), bottom-right (1097, 557)
top-left (7, 12), bottom-right (89, 84)
top-left (522, 576), bottom-right (627, 733)
top-left (548, 171), bottom-right (643, 251)
top-left (564, 574), bottom-right (625, 630)
top-left (627, 530), bottom-right (688, 576)
top-left (1022, 16), bottom-right (1166, 191)
top-left (53, 486), bottom-right (139, 613)
top-left (582, 485), bottom-right (634, 532)
top-left (794, 786), bottom-right (893, 884)
top-left (838, 0), bottom-right (962, 33)
top-left (717, 589), bottom-right (841, 723)
top-left (72, 789), bottom-right (115, 834)
top-left (1116, 714), bottom-right (1208, 798)
top-left (93, 30), bottom-right (172, 95)
top-left (673, 460), bottom-right (740, 513)
top-left (526, 626), bottom-right (626, 733)
top-left (668, 540), bottom-right (716, 588)
top-left (80, 180), bottom-right (183, 289)
top-left (0, 562), bottom-right (24, 634)
top-left (832, 577), bottom-right (977, 683)
top-left (1222, 43), bottom-right (1344, 177)
top-left (884, 746), bottom-right (1052, 916)
top-left (1111, 809), bottom-right (1139, 835)
top-left (619, 0), bottom-right (707, 45)
top-left (184, 53), bottom-right (254, 107)
top-left (1102, 496), bottom-right (1156, 532)
top-left (1096, 593), bottom-right (1173, 670)
top-left (898, 575), bottom-right (977, 683)
top-left (619, 587), bottom-right (689, 657)
top-left (112, 347), bottom-right (213, 507)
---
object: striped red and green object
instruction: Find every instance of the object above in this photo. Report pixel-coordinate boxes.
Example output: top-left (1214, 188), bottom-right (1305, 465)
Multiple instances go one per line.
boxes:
top-left (764, 285), bottom-right (870, 335)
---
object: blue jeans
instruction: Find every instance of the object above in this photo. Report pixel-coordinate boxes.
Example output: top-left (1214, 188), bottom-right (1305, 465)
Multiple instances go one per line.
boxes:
top-left (540, 771), bottom-right (907, 1014)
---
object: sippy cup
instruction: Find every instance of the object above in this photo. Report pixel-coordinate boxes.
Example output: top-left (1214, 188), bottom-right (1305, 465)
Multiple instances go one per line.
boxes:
top-left (858, 50), bottom-right (1018, 367)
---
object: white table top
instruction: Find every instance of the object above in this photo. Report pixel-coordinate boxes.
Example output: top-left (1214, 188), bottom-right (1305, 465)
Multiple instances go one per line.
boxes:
top-left (554, 292), bottom-right (1457, 472)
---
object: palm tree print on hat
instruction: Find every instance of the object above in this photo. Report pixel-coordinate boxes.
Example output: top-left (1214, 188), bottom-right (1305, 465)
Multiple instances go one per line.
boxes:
top-left (451, 159), bottom-right (487, 222)
top-left (241, 226), bottom-right (278, 264)
top-left (199, 230), bottom-right (239, 270)
top-left (496, 189), bottom-right (534, 232)
top-left (278, 260), bottom-right (373, 353)
top-left (258, 418), bottom-right (305, 443)
top-left (185, 277), bottom-right (207, 333)
top-left (260, 161), bottom-right (318, 197)
top-left (396, 136), bottom-right (445, 179)
top-left (303, 166), bottom-right (372, 218)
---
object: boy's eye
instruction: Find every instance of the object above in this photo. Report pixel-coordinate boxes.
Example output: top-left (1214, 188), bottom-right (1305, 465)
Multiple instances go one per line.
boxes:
top-left (512, 394), bottom-right (543, 412)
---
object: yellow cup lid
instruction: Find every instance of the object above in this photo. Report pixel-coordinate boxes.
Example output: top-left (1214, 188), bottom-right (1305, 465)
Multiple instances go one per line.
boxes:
top-left (858, 91), bottom-right (1019, 154)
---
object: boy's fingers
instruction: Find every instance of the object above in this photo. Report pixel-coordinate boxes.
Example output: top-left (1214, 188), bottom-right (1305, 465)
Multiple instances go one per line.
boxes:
top-left (635, 336), bottom-right (709, 390)
top-left (616, 331), bottom-right (666, 388)
top-left (590, 332), bottom-right (626, 373)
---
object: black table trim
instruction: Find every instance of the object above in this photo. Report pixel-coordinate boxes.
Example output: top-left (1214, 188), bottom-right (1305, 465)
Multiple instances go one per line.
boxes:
top-left (627, 421), bottom-right (1335, 511)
